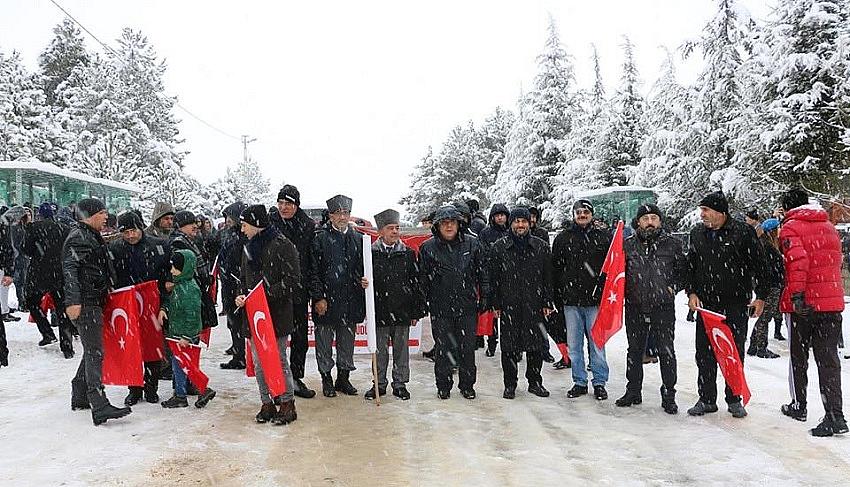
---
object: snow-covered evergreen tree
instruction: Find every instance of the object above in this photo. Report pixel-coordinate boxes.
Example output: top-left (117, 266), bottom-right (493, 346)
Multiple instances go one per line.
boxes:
top-left (38, 19), bottom-right (90, 108)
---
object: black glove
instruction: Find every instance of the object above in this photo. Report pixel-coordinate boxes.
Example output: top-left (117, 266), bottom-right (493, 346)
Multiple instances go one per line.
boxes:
top-left (791, 292), bottom-right (812, 316)
top-left (686, 309), bottom-right (696, 322)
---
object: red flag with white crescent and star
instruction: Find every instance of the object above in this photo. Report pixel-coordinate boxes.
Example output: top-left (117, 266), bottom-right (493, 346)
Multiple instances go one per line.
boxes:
top-left (166, 339), bottom-right (209, 394)
top-left (590, 221), bottom-right (626, 349)
top-left (697, 307), bottom-right (752, 405)
top-left (244, 281), bottom-right (286, 396)
top-left (102, 287), bottom-right (143, 386)
top-left (134, 280), bottom-right (164, 362)
top-left (208, 256), bottom-right (219, 302)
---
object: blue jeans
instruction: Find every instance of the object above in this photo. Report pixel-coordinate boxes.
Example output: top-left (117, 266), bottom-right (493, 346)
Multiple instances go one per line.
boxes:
top-left (171, 355), bottom-right (188, 397)
top-left (564, 306), bottom-right (609, 387)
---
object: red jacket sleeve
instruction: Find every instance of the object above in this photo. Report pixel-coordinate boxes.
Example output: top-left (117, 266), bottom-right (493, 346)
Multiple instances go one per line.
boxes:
top-left (780, 222), bottom-right (809, 297)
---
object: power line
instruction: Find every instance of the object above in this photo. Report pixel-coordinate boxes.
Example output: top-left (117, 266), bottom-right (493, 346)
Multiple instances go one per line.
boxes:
top-left (47, 0), bottom-right (241, 141)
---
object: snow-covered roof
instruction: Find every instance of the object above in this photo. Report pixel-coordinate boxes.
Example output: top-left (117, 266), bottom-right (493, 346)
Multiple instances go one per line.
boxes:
top-left (0, 160), bottom-right (142, 194)
top-left (574, 185), bottom-right (656, 199)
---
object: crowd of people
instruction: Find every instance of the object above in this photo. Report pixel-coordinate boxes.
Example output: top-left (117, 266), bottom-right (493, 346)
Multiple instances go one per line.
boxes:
top-left (0, 185), bottom-right (845, 437)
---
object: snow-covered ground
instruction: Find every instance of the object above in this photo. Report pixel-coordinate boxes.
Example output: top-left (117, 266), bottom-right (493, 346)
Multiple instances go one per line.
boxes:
top-left (1, 294), bottom-right (849, 486)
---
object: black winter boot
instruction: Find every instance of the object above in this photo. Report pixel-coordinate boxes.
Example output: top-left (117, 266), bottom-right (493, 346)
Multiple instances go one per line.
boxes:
top-left (781, 402), bottom-right (807, 422)
top-left (364, 385), bottom-right (386, 400)
top-left (567, 384), bottom-right (588, 398)
top-left (124, 390), bottom-right (142, 406)
top-left (615, 391), bottom-right (642, 407)
top-left (687, 401), bottom-right (719, 416)
top-left (256, 403), bottom-right (276, 423)
top-left (661, 386), bottom-right (678, 415)
top-left (194, 388), bottom-right (216, 408)
top-left (321, 372), bottom-right (336, 397)
top-left (294, 379), bottom-right (316, 399)
top-left (272, 400), bottom-right (297, 425)
top-left (810, 414), bottom-right (848, 437)
top-left (334, 370), bottom-right (358, 396)
top-left (503, 386), bottom-right (516, 399)
top-left (92, 404), bottom-right (132, 425)
top-left (392, 386), bottom-right (411, 400)
top-left (161, 395), bottom-right (189, 408)
top-left (527, 383), bottom-right (550, 397)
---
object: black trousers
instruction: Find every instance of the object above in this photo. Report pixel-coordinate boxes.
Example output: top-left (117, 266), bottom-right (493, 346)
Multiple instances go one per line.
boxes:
top-left (625, 307), bottom-right (676, 394)
top-left (789, 312), bottom-right (844, 418)
top-left (226, 309), bottom-right (245, 363)
top-left (432, 314), bottom-right (477, 391)
top-left (0, 320), bottom-right (7, 364)
top-left (501, 351), bottom-right (543, 389)
top-left (289, 299), bottom-right (309, 380)
top-left (695, 304), bottom-right (747, 405)
top-left (27, 290), bottom-right (74, 355)
top-left (128, 361), bottom-right (160, 397)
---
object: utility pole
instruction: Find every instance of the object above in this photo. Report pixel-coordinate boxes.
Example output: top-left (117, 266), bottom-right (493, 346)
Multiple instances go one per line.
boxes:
top-left (241, 135), bottom-right (257, 164)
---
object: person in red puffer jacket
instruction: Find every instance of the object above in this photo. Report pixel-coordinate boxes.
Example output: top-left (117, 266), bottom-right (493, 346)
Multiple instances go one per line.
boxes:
top-left (778, 188), bottom-right (847, 437)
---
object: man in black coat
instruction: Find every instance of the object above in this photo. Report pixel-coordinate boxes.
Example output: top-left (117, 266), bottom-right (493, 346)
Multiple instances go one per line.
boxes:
top-left (271, 185), bottom-right (317, 398)
top-left (685, 191), bottom-right (770, 418)
top-left (476, 203), bottom-right (509, 356)
top-left (170, 210), bottom-right (215, 331)
top-left (528, 207), bottom-right (550, 245)
top-left (466, 199), bottom-right (487, 236)
top-left (24, 203), bottom-right (73, 354)
top-left (367, 209), bottom-right (426, 401)
top-left (419, 205), bottom-right (490, 400)
top-left (64, 198), bottom-right (131, 426)
top-left (552, 199), bottom-right (613, 400)
top-left (235, 205), bottom-right (300, 425)
top-left (490, 207), bottom-right (554, 399)
top-left (217, 202), bottom-right (249, 371)
top-left (0, 213), bottom-right (15, 367)
top-left (309, 194), bottom-right (368, 397)
top-left (108, 211), bottom-right (171, 406)
top-left (615, 204), bottom-right (686, 414)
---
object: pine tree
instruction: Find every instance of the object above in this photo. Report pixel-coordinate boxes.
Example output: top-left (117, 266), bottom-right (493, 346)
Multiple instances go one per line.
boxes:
top-left (38, 19), bottom-right (90, 107)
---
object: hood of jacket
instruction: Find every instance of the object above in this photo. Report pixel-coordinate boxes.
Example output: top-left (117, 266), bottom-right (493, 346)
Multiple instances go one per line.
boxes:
top-left (173, 249), bottom-right (197, 284)
top-left (151, 202), bottom-right (175, 225)
top-left (488, 204), bottom-right (509, 224)
top-left (784, 204), bottom-right (828, 223)
top-left (4, 205), bottom-right (27, 225)
top-left (222, 201), bottom-right (247, 223)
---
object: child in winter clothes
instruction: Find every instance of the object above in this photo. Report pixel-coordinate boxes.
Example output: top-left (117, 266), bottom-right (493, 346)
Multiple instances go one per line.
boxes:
top-left (158, 249), bottom-right (216, 408)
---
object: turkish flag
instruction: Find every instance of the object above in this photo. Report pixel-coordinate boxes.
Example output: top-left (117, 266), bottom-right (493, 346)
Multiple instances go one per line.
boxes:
top-left (590, 221), bottom-right (626, 349)
top-left (244, 281), bottom-right (286, 396)
top-left (166, 339), bottom-right (209, 394)
top-left (698, 308), bottom-right (752, 405)
top-left (477, 311), bottom-right (495, 336)
top-left (199, 327), bottom-right (211, 347)
top-left (134, 281), bottom-right (164, 362)
top-left (245, 338), bottom-right (256, 377)
top-left (28, 292), bottom-right (56, 323)
top-left (359, 227), bottom-right (432, 255)
top-left (102, 288), bottom-right (143, 386)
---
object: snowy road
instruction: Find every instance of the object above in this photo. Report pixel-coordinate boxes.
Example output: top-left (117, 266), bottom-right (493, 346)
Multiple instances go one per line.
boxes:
top-left (1, 296), bottom-right (849, 486)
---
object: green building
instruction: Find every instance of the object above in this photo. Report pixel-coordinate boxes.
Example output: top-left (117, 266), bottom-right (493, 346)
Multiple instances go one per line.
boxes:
top-left (574, 185), bottom-right (657, 224)
top-left (0, 160), bottom-right (140, 212)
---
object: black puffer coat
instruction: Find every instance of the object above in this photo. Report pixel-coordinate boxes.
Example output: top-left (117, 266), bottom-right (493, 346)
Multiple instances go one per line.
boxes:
top-left (62, 222), bottom-right (111, 307)
top-left (623, 230), bottom-right (686, 312)
top-left (372, 239), bottom-right (426, 327)
top-left (23, 218), bottom-right (70, 297)
top-left (489, 233), bottom-right (553, 352)
top-left (241, 226), bottom-right (301, 338)
top-left (477, 204), bottom-right (510, 248)
top-left (419, 226), bottom-right (489, 318)
top-left (309, 223), bottom-right (366, 326)
top-left (552, 222), bottom-right (612, 308)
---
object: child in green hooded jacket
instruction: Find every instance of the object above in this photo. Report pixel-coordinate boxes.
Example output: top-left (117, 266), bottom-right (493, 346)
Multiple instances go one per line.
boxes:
top-left (158, 249), bottom-right (216, 408)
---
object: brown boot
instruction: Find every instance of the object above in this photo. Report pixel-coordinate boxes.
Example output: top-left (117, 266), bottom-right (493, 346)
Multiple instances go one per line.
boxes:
top-left (255, 403), bottom-right (276, 423)
top-left (272, 400), bottom-right (297, 425)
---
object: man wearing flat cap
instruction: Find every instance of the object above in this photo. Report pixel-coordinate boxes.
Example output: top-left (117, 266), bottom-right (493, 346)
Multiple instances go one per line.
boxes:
top-left (234, 204), bottom-right (301, 425)
top-left (309, 194), bottom-right (368, 397)
top-left (616, 203), bottom-right (686, 414)
top-left (64, 198), bottom-right (132, 425)
top-left (367, 209), bottom-right (426, 401)
top-left (270, 185), bottom-right (318, 398)
top-left (685, 190), bottom-right (771, 418)
top-left (109, 211), bottom-right (172, 406)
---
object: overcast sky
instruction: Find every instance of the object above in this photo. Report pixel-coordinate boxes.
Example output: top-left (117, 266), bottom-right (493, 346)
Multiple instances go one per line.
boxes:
top-left (1, 0), bottom-right (772, 220)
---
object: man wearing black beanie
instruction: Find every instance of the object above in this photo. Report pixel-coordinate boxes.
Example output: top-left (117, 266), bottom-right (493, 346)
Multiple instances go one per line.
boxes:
top-left (685, 191), bottom-right (772, 419)
top-left (271, 185), bottom-right (318, 398)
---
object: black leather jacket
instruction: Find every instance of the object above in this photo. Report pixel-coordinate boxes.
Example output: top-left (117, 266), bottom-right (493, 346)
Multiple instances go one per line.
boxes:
top-left (62, 222), bottom-right (111, 307)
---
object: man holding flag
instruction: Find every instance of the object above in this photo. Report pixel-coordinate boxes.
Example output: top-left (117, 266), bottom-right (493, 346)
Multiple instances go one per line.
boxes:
top-left (109, 211), bottom-right (172, 406)
top-left (616, 204), bottom-right (686, 414)
top-left (686, 191), bottom-right (770, 418)
top-left (64, 198), bottom-right (132, 426)
top-left (236, 205), bottom-right (300, 425)
top-left (552, 199), bottom-right (612, 400)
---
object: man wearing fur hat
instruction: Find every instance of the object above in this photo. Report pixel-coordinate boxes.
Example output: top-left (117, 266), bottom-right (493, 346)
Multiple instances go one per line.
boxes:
top-left (419, 205), bottom-right (490, 400)
top-left (217, 202), bottom-right (249, 371)
top-left (489, 207), bottom-right (553, 399)
top-left (64, 198), bottom-right (132, 425)
top-left (270, 185), bottom-right (318, 398)
top-left (109, 211), bottom-right (172, 406)
top-left (309, 194), bottom-right (368, 397)
top-left (145, 202), bottom-right (175, 239)
top-left (367, 209), bottom-right (426, 401)
top-left (685, 191), bottom-right (771, 418)
top-left (552, 199), bottom-right (613, 401)
top-left (616, 203), bottom-right (686, 414)
top-left (234, 204), bottom-right (300, 425)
